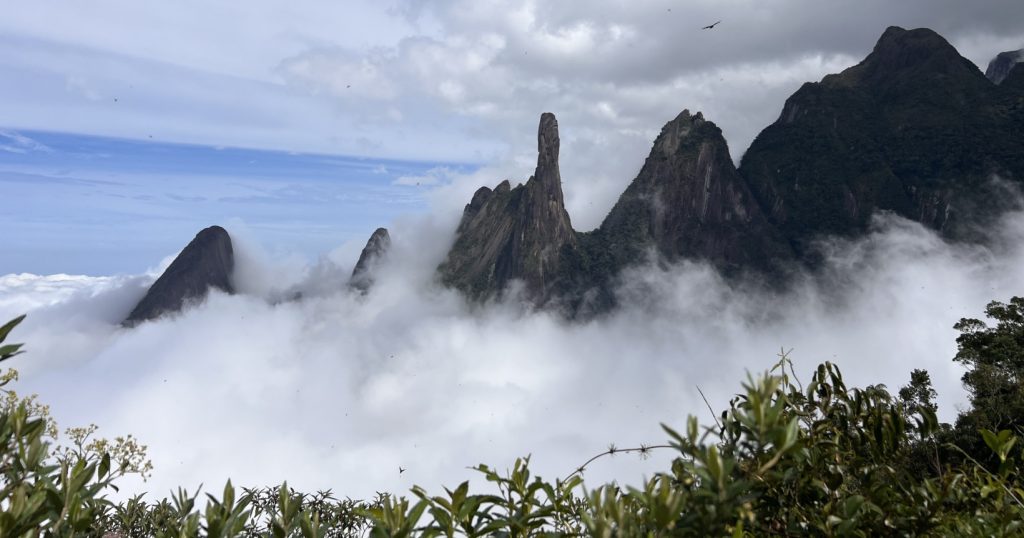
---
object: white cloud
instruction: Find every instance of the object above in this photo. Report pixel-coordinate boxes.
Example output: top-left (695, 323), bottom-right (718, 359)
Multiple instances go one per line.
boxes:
top-left (278, 49), bottom-right (400, 101)
top-left (0, 273), bottom-right (124, 313)
top-left (0, 130), bottom-right (52, 154)
top-left (4, 0), bottom-right (1022, 172)
top-left (3, 206), bottom-right (1023, 502)
top-left (393, 166), bottom-right (461, 186)
top-left (63, 75), bottom-right (103, 102)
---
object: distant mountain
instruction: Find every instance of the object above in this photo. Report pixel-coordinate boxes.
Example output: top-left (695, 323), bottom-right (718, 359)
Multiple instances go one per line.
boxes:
top-left (986, 49), bottom-right (1024, 85)
top-left (740, 26), bottom-right (1024, 256)
top-left (588, 109), bottom-right (793, 278)
top-left (122, 27), bottom-right (1023, 322)
top-left (438, 113), bottom-right (580, 306)
top-left (124, 226), bottom-right (234, 326)
top-left (439, 26), bottom-right (1024, 313)
top-left (350, 227), bottom-right (391, 292)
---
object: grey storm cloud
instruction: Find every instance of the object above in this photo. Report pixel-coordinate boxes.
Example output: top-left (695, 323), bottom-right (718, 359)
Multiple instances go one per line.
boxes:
top-left (4, 1), bottom-right (1021, 164)
top-left (273, 0), bottom-right (1024, 227)
top-left (395, 0), bottom-right (1024, 81)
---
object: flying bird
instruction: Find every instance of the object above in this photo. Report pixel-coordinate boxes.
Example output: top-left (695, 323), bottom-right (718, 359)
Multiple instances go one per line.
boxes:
top-left (702, 20), bottom-right (722, 30)
top-left (399, 467), bottom-right (406, 475)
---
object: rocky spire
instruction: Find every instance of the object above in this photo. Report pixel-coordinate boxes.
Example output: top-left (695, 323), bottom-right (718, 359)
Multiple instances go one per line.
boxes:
top-left (350, 227), bottom-right (391, 292)
top-left (124, 226), bottom-right (234, 326)
top-left (534, 112), bottom-right (564, 205)
top-left (438, 113), bottom-right (578, 305)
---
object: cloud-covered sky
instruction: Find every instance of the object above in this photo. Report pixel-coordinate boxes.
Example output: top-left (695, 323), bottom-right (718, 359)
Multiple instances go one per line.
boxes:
top-left (2, 0), bottom-right (1024, 505)
top-left (3, 0), bottom-right (1023, 230)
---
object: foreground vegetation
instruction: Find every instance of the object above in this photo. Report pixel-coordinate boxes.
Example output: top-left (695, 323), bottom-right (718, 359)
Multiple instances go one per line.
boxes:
top-left (1, 299), bottom-right (1023, 536)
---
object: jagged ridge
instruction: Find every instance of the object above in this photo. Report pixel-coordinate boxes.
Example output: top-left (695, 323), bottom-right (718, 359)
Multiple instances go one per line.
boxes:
top-left (439, 26), bottom-right (1024, 312)
top-left (123, 26), bottom-right (1024, 322)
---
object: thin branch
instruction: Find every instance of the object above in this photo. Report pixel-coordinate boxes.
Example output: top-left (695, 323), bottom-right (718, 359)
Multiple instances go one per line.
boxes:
top-left (946, 443), bottom-right (1024, 509)
top-left (562, 445), bottom-right (674, 482)
top-left (931, 440), bottom-right (944, 479)
top-left (696, 385), bottom-right (722, 431)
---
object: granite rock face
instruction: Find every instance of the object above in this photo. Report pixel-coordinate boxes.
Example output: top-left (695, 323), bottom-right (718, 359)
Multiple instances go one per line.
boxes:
top-left (124, 226), bottom-right (234, 326)
top-left (432, 26), bottom-right (1024, 313)
top-left (438, 113), bottom-right (579, 305)
top-left (439, 110), bottom-right (793, 315)
top-left (350, 227), bottom-right (391, 292)
top-left (986, 49), bottom-right (1024, 85)
top-left (593, 110), bottom-right (793, 277)
top-left (739, 26), bottom-right (1024, 254)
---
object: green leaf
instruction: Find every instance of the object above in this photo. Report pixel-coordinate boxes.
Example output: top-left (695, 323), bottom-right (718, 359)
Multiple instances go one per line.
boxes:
top-left (980, 429), bottom-right (1001, 455)
top-left (99, 452), bottom-right (111, 480)
top-left (0, 314), bottom-right (25, 342)
top-left (0, 344), bottom-right (23, 361)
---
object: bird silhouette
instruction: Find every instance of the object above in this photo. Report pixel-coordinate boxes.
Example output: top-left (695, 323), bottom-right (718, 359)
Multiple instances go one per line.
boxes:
top-left (399, 467), bottom-right (406, 475)
top-left (702, 20), bottom-right (722, 30)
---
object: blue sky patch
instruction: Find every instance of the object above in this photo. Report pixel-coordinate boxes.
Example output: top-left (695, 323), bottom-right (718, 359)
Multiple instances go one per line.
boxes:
top-left (0, 129), bottom-right (472, 275)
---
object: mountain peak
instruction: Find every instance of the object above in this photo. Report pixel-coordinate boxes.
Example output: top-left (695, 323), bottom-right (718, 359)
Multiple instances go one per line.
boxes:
top-left (653, 109), bottom-right (712, 157)
top-left (439, 113), bottom-right (578, 304)
top-left (670, 109), bottom-right (704, 124)
top-left (533, 112), bottom-right (564, 207)
top-left (350, 227), bottom-right (391, 292)
top-left (595, 110), bottom-right (791, 279)
top-left (873, 26), bottom-right (954, 57)
top-left (833, 26), bottom-right (979, 87)
top-left (537, 112), bottom-right (559, 165)
top-left (124, 226), bottom-right (234, 326)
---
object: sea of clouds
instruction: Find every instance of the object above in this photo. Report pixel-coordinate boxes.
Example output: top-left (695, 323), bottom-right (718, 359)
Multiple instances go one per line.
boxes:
top-left (2, 195), bottom-right (1023, 502)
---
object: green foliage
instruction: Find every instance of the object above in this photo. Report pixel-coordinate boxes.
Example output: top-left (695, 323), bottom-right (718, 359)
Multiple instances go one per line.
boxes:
top-left (2, 302), bottom-right (1024, 535)
top-left (947, 297), bottom-right (1024, 468)
top-left (0, 316), bottom-right (154, 537)
top-left (355, 358), bottom-right (1021, 537)
top-left (898, 368), bottom-right (938, 415)
top-left (0, 314), bottom-right (26, 362)
top-left (954, 297), bottom-right (1024, 427)
top-left (0, 370), bottom-right (126, 536)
